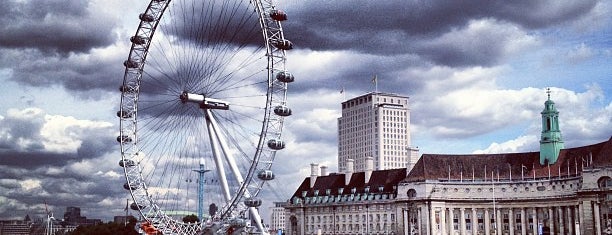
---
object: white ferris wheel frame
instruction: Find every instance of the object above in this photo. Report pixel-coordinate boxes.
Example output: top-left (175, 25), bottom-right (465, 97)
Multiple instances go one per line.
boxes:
top-left (117, 0), bottom-right (291, 234)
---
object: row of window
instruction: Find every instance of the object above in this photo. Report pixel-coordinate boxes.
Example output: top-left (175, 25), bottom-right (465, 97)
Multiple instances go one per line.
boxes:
top-left (307, 213), bottom-right (396, 224)
top-left (307, 222), bottom-right (397, 233)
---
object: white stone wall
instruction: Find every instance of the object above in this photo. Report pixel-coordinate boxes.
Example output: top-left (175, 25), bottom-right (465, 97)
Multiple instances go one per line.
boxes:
top-left (399, 177), bottom-right (582, 201)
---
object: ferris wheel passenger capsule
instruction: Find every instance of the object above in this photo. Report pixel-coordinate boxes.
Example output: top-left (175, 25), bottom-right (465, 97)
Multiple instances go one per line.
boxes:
top-left (139, 13), bottom-right (155, 22)
top-left (119, 159), bottom-right (136, 167)
top-left (267, 139), bottom-right (285, 150)
top-left (272, 39), bottom-right (293, 50)
top-left (130, 36), bottom-right (147, 45)
top-left (116, 110), bottom-right (133, 118)
top-left (276, 71), bottom-right (294, 83)
top-left (244, 198), bottom-right (262, 207)
top-left (130, 202), bottom-right (146, 210)
top-left (123, 182), bottom-right (139, 190)
top-left (117, 135), bottom-right (132, 143)
top-left (274, 105), bottom-right (292, 117)
top-left (269, 9), bottom-right (287, 21)
top-left (119, 85), bottom-right (135, 93)
top-left (123, 60), bottom-right (139, 68)
top-left (257, 170), bottom-right (275, 181)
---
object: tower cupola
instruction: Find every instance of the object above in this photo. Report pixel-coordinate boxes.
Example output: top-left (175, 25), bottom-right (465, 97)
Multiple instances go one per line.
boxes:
top-left (539, 88), bottom-right (564, 165)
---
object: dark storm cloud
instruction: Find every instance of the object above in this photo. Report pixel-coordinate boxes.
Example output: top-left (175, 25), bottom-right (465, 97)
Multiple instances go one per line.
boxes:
top-left (283, 0), bottom-right (597, 66)
top-left (1, 48), bottom-right (124, 98)
top-left (0, 151), bottom-right (76, 169)
top-left (0, 0), bottom-right (117, 54)
top-left (166, 0), bottom-right (262, 47)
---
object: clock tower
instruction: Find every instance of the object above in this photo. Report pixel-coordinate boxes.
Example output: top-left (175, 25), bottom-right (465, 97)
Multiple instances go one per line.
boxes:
top-left (540, 88), bottom-right (564, 165)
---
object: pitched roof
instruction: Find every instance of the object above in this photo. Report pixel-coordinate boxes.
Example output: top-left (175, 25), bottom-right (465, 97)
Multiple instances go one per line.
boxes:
top-left (405, 137), bottom-right (612, 182)
top-left (290, 168), bottom-right (406, 199)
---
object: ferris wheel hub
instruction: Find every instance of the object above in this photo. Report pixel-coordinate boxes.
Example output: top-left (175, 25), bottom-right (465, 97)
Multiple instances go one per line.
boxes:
top-left (180, 91), bottom-right (230, 110)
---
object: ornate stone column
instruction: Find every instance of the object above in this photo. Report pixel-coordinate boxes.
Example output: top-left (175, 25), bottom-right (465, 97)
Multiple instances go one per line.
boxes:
top-left (595, 201), bottom-right (601, 235)
top-left (567, 206), bottom-right (573, 235)
top-left (576, 205), bottom-right (581, 235)
top-left (484, 208), bottom-right (490, 235)
top-left (496, 208), bottom-right (502, 235)
top-left (460, 208), bottom-right (466, 235)
top-left (548, 207), bottom-right (554, 234)
top-left (558, 206), bottom-right (564, 235)
top-left (472, 208), bottom-right (478, 235)
top-left (521, 207), bottom-right (527, 235)
top-left (509, 208), bottom-right (514, 235)
top-left (418, 207), bottom-right (423, 235)
top-left (532, 208), bottom-right (538, 235)
top-left (441, 207), bottom-right (447, 235)
top-left (430, 205), bottom-right (436, 235)
top-left (448, 207), bottom-right (454, 234)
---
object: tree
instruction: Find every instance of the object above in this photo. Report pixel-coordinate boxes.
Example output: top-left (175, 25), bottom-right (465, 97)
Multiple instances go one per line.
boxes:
top-left (68, 220), bottom-right (138, 235)
top-left (182, 214), bottom-right (199, 223)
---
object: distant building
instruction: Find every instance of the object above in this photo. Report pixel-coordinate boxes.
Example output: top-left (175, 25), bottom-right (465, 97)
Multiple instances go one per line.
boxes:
top-left (64, 206), bottom-right (86, 225)
top-left (0, 219), bottom-right (30, 235)
top-left (114, 215), bottom-right (136, 225)
top-left (338, 92), bottom-right (419, 173)
top-left (270, 202), bottom-right (287, 232)
top-left (285, 93), bottom-right (612, 234)
top-left (62, 206), bottom-right (102, 227)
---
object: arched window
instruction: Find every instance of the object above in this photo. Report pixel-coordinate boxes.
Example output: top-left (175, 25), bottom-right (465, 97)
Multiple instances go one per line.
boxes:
top-left (407, 189), bottom-right (417, 198)
top-left (598, 176), bottom-right (612, 188)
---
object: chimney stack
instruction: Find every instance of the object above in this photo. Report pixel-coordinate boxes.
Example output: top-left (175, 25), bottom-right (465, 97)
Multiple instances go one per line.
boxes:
top-left (320, 165), bottom-right (328, 176)
top-left (310, 163), bottom-right (319, 188)
top-left (365, 156), bottom-right (373, 184)
top-left (345, 159), bottom-right (354, 185)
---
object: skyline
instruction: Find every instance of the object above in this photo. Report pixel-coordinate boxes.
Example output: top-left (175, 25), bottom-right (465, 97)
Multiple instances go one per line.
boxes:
top-left (0, 0), bottom-right (610, 221)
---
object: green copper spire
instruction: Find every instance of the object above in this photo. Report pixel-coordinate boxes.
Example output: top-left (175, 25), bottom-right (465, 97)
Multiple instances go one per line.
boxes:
top-left (540, 88), bottom-right (564, 165)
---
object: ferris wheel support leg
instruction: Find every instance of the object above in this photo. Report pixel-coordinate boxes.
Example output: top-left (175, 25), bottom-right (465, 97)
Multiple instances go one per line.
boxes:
top-left (249, 207), bottom-right (270, 235)
top-left (206, 110), bottom-right (246, 187)
top-left (205, 112), bottom-right (232, 202)
top-left (206, 110), bottom-right (268, 234)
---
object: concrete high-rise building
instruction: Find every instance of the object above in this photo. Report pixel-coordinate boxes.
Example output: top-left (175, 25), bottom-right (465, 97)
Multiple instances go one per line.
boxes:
top-left (337, 92), bottom-right (418, 173)
top-left (269, 202), bottom-right (287, 233)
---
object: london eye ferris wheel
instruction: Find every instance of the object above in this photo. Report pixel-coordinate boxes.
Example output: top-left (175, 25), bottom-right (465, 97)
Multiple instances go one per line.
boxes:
top-left (117, 0), bottom-right (293, 234)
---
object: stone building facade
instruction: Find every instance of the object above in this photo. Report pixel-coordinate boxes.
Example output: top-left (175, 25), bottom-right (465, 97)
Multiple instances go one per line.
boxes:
top-left (397, 138), bottom-right (612, 235)
top-left (285, 95), bottom-right (612, 235)
top-left (285, 158), bottom-right (407, 234)
top-left (285, 138), bottom-right (612, 234)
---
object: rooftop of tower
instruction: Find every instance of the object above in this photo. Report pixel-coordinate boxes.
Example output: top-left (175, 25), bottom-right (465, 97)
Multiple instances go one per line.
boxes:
top-left (341, 91), bottom-right (408, 105)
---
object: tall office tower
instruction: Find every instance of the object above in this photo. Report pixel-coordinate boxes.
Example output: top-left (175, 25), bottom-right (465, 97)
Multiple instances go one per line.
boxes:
top-left (337, 92), bottom-right (419, 173)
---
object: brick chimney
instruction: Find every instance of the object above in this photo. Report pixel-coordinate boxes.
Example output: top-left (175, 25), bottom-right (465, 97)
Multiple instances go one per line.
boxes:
top-left (310, 163), bottom-right (319, 188)
top-left (320, 165), bottom-right (328, 176)
top-left (345, 159), bottom-right (354, 185)
top-left (365, 156), bottom-right (373, 184)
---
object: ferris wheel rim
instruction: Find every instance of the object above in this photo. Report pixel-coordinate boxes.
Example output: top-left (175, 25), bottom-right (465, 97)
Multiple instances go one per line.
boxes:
top-left (117, 0), bottom-right (291, 233)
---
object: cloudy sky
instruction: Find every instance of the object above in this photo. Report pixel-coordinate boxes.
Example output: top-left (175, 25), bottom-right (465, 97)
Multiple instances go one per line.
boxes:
top-left (0, 0), bottom-right (610, 223)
